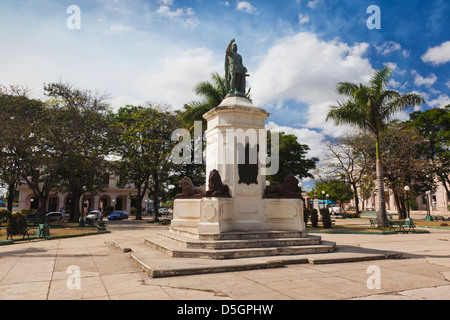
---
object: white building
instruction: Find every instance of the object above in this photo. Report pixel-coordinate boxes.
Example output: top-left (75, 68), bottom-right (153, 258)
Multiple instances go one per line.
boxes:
top-left (17, 175), bottom-right (152, 214)
top-left (361, 179), bottom-right (449, 214)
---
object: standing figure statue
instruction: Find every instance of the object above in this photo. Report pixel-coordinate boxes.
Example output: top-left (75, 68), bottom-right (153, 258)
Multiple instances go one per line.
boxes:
top-left (225, 39), bottom-right (248, 96)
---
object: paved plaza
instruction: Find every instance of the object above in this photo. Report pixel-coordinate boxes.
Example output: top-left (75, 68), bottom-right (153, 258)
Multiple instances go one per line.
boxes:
top-left (1, 218), bottom-right (450, 300)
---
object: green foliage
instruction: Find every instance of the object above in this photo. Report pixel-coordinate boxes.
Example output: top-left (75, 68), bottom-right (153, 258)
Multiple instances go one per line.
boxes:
top-left (113, 104), bottom-right (179, 220)
top-left (405, 198), bottom-right (418, 211)
top-left (104, 205), bottom-right (115, 216)
top-left (6, 212), bottom-right (28, 235)
top-left (303, 208), bottom-right (310, 225)
top-left (326, 66), bottom-right (424, 225)
top-left (267, 131), bottom-right (318, 185)
top-left (308, 180), bottom-right (353, 203)
top-left (310, 209), bottom-right (318, 228)
top-left (320, 208), bottom-right (332, 229)
top-left (0, 209), bottom-right (11, 221)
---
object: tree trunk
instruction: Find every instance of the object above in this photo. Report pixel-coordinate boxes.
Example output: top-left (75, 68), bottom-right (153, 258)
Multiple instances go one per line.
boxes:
top-left (351, 182), bottom-right (360, 214)
top-left (375, 136), bottom-right (389, 229)
top-left (7, 183), bottom-right (16, 212)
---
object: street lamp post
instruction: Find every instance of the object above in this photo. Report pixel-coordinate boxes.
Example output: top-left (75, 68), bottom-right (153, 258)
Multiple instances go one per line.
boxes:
top-left (404, 186), bottom-right (410, 219)
top-left (321, 191), bottom-right (326, 209)
top-left (425, 191), bottom-right (433, 221)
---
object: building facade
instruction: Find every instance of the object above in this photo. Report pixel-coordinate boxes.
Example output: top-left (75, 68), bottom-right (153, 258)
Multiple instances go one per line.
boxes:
top-left (17, 176), bottom-right (153, 215)
top-left (359, 179), bottom-right (449, 214)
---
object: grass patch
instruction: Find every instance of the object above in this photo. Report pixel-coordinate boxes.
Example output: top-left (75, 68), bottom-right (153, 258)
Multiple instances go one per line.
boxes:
top-left (307, 223), bottom-right (429, 234)
top-left (0, 223), bottom-right (109, 244)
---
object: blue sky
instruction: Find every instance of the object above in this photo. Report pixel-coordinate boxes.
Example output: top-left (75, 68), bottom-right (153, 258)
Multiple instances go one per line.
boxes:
top-left (0, 0), bottom-right (449, 168)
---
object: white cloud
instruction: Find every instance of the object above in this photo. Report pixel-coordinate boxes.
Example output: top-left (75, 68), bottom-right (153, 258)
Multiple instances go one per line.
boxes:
top-left (265, 121), bottom-right (326, 159)
top-left (375, 41), bottom-right (409, 57)
top-left (251, 32), bottom-right (373, 137)
top-left (412, 70), bottom-right (437, 87)
top-left (446, 80), bottom-right (450, 89)
top-left (109, 24), bottom-right (133, 34)
top-left (428, 94), bottom-right (450, 108)
top-left (307, 0), bottom-right (323, 8)
top-left (155, 3), bottom-right (199, 28)
top-left (237, 1), bottom-right (257, 14)
top-left (298, 13), bottom-right (310, 25)
top-left (422, 41), bottom-right (450, 65)
top-left (134, 48), bottom-right (221, 109)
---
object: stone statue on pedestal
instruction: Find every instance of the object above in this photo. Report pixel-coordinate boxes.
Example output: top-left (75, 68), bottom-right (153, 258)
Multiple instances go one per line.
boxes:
top-left (225, 39), bottom-right (248, 97)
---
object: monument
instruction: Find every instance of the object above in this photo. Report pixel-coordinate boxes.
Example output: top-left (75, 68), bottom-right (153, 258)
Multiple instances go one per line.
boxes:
top-left (172, 39), bottom-right (306, 236)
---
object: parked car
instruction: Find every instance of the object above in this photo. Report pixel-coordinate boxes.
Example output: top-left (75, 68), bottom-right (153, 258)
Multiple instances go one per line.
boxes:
top-left (86, 210), bottom-right (103, 224)
top-left (108, 211), bottom-right (129, 221)
top-left (46, 212), bottom-right (63, 221)
top-left (159, 208), bottom-right (169, 215)
top-left (328, 206), bottom-right (343, 215)
top-left (26, 211), bottom-right (38, 221)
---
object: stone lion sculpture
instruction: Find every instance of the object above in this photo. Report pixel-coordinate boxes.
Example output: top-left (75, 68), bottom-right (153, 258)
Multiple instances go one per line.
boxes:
top-left (176, 176), bottom-right (206, 199)
top-left (264, 173), bottom-right (301, 198)
top-left (205, 169), bottom-right (231, 198)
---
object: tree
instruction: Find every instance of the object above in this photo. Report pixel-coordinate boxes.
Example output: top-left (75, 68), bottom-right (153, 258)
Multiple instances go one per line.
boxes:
top-left (0, 86), bottom-right (33, 212)
top-left (267, 132), bottom-right (318, 186)
top-left (323, 132), bottom-right (373, 215)
top-left (326, 66), bottom-right (423, 227)
top-left (407, 106), bottom-right (450, 204)
top-left (113, 104), bottom-right (179, 221)
top-left (307, 180), bottom-right (354, 207)
top-left (179, 72), bottom-right (252, 131)
top-left (44, 82), bottom-right (114, 221)
top-left (12, 98), bottom-right (57, 220)
top-left (380, 121), bottom-right (436, 218)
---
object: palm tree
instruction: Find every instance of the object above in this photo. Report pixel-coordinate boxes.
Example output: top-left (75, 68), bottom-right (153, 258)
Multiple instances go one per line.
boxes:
top-left (179, 72), bottom-right (252, 131)
top-left (326, 66), bottom-right (424, 227)
top-left (179, 72), bottom-right (228, 131)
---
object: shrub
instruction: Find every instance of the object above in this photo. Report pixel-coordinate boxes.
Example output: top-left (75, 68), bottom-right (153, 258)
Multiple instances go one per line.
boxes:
top-left (6, 212), bottom-right (28, 235)
top-left (310, 209), bottom-right (318, 228)
top-left (303, 209), bottom-right (310, 226)
top-left (320, 208), bottom-right (332, 229)
top-left (104, 205), bottom-right (115, 216)
top-left (0, 209), bottom-right (11, 223)
top-left (130, 207), bottom-right (137, 215)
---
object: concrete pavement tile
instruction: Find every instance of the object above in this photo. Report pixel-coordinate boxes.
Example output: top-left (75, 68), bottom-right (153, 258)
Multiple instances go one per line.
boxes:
top-left (52, 270), bottom-right (101, 281)
top-left (399, 285), bottom-right (450, 300)
top-left (216, 280), bottom-right (281, 299)
top-left (47, 277), bottom-right (108, 300)
top-left (101, 273), bottom-right (162, 296)
top-left (162, 287), bottom-right (232, 300)
top-left (109, 289), bottom-right (174, 300)
top-left (235, 290), bottom-right (293, 300)
top-left (0, 281), bottom-right (50, 300)
top-left (275, 281), bottom-right (348, 300)
top-left (350, 293), bottom-right (416, 300)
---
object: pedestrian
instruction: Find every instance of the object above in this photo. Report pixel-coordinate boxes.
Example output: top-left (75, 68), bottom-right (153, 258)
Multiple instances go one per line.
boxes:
top-left (61, 207), bottom-right (66, 222)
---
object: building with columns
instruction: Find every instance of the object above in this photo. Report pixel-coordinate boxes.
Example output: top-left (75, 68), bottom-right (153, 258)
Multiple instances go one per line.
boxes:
top-left (356, 179), bottom-right (449, 214)
top-left (17, 176), bottom-right (152, 215)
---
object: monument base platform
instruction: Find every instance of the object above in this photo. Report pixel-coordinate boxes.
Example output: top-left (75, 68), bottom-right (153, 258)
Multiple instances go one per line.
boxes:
top-left (112, 227), bottom-right (403, 278)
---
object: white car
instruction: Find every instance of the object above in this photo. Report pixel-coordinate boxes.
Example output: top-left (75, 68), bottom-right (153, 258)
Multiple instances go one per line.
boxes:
top-left (328, 206), bottom-right (343, 215)
top-left (86, 210), bottom-right (103, 223)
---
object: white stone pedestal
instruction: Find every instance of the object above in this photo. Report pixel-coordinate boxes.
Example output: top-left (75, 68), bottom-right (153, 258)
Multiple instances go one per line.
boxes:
top-left (173, 95), bottom-right (307, 236)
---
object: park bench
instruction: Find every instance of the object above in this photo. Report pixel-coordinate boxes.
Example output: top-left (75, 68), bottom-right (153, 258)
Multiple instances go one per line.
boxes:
top-left (369, 218), bottom-right (378, 227)
top-left (387, 219), bottom-right (416, 234)
top-left (403, 218), bottom-right (416, 233)
top-left (388, 220), bottom-right (407, 233)
top-left (6, 228), bottom-right (31, 241)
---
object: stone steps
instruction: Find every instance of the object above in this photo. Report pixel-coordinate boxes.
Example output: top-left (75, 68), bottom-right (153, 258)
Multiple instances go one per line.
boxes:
top-left (143, 228), bottom-right (336, 260)
top-left (168, 227), bottom-right (308, 241)
top-left (112, 228), bottom-right (403, 278)
top-left (156, 231), bottom-right (323, 250)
